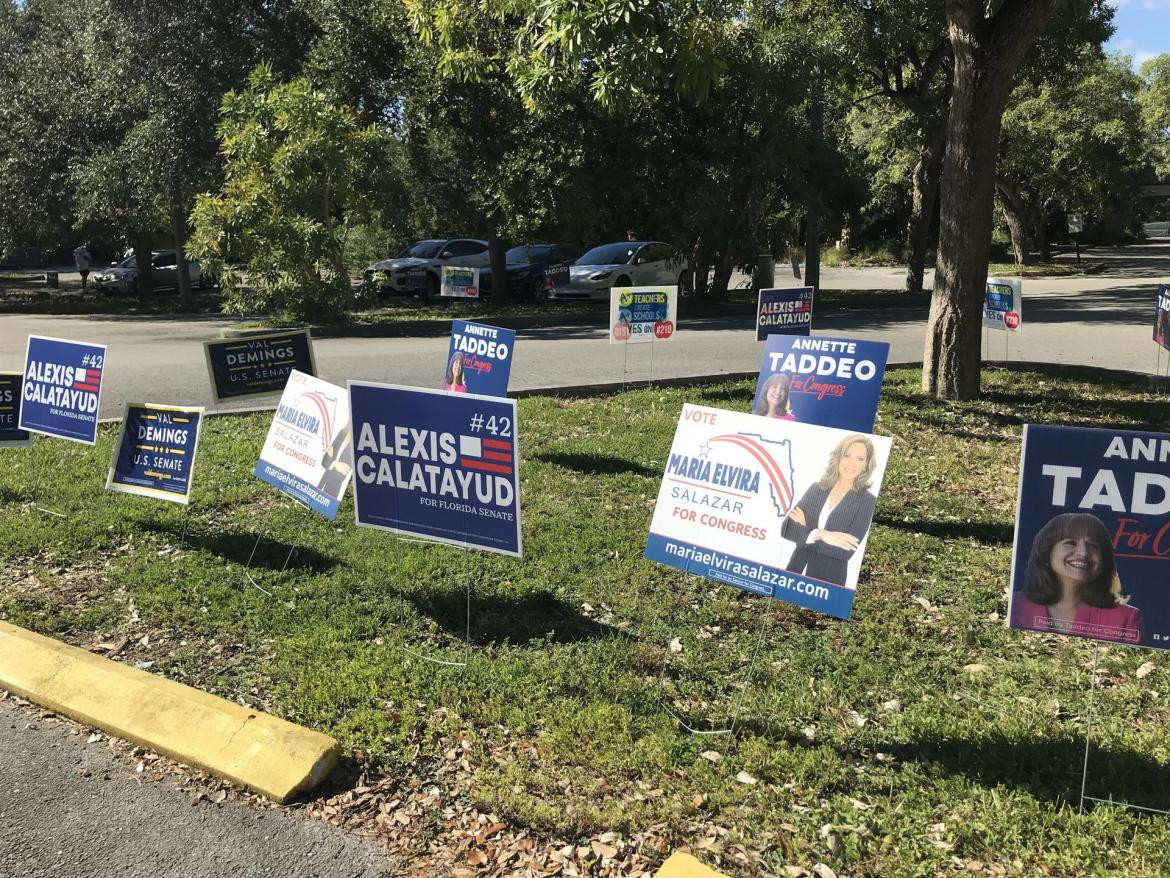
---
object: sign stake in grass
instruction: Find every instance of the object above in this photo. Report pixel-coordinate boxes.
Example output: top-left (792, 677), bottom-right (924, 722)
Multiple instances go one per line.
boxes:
top-left (241, 494), bottom-right (312, 596)
top-left (398, 517), bottom-right (475, 670)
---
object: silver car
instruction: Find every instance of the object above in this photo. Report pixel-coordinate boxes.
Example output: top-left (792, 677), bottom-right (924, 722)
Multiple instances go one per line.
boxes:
top-left (364, 238), bottom-right (491, 301)
top-left (551, 241), bottom-right (690, 301)
top-left (92, 250), bottom-right (206, 295)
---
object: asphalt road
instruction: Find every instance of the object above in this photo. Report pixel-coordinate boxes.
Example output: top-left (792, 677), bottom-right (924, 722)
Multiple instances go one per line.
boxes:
top-left (3, 243), bottom-right (1169, 419)
top-left (0, 698), bottom-right (389, 878)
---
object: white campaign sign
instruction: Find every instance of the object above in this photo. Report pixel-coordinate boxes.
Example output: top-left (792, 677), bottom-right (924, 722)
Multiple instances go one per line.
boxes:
top-left (441, 266), bottom-right (481, 298)
top-left (644, 404), bottom-right (891, 619)
top-left (983, 276), bottom-right (1022, 332)
top-left (254, 370), bottom-right (353, 519)
top-left (609, 285), bottom-right (678, 344)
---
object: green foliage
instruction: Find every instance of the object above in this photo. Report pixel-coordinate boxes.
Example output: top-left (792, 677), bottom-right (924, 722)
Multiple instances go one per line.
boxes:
top-left (189, 66), bottom-right (391, 322)
top-left (1139, 54), bottom-right (1170, 177)
top-left (1001, 51), bottom-right (1148, 215)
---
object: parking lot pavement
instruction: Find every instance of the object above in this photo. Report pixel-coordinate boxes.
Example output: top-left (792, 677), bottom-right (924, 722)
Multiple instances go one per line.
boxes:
top-left (0, 697), bottom-right (390, 878)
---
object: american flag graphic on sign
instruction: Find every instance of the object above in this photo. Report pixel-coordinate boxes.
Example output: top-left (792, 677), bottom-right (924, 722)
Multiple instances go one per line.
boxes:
top-left (73, 367), bottom-right (102, 392)
top-left (459, 435), bottom-right (514, 475)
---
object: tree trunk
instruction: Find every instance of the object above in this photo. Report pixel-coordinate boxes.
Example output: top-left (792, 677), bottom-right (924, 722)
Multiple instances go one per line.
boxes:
top-left (804, 84), bottom-right (824, 294)
top-left (905, 120), bottom-right (946, 292)
top-left (1032, 201), bottom-right (1051, 261)
top-left (172, 202), bottom-right (192, 311)
top-left (488, 234), bottom-right (510, 305)
top-left (922, 0), bottom-right (1060, 400)
top-left (709, 248), bottom-right (733, 301)
top-left (692, 237), bottom-right (711, 300)
top-left (996, 178), bottom-right (1034, 265)
top-left (133, 231), bottom-right (153, 298)
top-left (804, 206), bottom-right (820, 294)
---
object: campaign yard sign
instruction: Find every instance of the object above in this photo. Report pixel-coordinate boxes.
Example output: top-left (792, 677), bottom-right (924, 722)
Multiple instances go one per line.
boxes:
top-left (445, 321), bottom-right (516, 398)
top-left (645, 405), bottom-right (891, 620)
top-left (1009, 424), bottom-right (1170, 650)
top-left (19, 335), bottom-right (106, 445)
top-left (544, 261), bottom-right (571, 293)
top-left (753, 335), bottom-right (889, 432)
top-left (407, 267), bottom-right (429, 294)
top-left (106, 403), bottom-right (203, 504)
top-left (756, 287), bottom-right (814, 341)
top-left (0, 373), bottom-right (32, 447)
top-left (983, 277), bottom-right (1022, 332)
top-left (1154, 283), bottom-right (1170, 352)
top-left (610, 286), bottom-right (678, 344)
top-left (349, 382), bottom-right (522, 557)
top-left (442, 266), bottom-right (480, 298)
top-left (254, 371), bottom-right (353, 520)
top-left (204, 330), bottom-right (315, 403)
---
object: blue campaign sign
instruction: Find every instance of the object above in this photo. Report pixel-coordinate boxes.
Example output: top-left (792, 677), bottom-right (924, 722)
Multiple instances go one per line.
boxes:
top-left (0, 373), bottom-right (32, 447)
top-left (407, 267), bottom-right (429, 293)
top-left (1009, 424), bottom-right (1170, 650)
top-left (1154, 284), bottom-right (1170, 352)
top-left (544, 261), bottom-right (571, 291)
top-left (203, 330), bottom-right (316, 402)
top-left (756, 287), bottom-right (814, 341)
top-left (752, 335), bottom-right (889, 432)
top-left (349, 382), bottom-right (522, 557)
top-left (19, 335), bottom-right (107, 445)
top-left (444, 321), bottom-right (516, 398)
top-left (106, 403), bottom-right (204, 504)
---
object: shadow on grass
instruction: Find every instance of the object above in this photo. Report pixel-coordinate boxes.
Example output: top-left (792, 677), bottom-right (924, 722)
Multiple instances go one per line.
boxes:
top-left (721, 718), bottom-right (1170, 809)
top-left (409, 586), bottom-right (616, 646)
top-left (892, 730), bottom-right (1170, 809)
top-left (140, 521), bottom-right (339, 573)
top-left (695, 385), bottom-right (756, 405)
top-left (534, 450), bottom-right (659, 478)
top-left (0, 486), bottom-right (31, 505)
top-left (873, 514), bottom-right (1015, 545)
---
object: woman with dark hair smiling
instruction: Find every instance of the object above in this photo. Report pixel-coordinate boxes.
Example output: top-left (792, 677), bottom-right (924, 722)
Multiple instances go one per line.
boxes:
top-left (752, 372), bottom-right (796, 420)
top-left (781, 434), bottom-right (878, 586)
top-left (444, 351), bottom-right (467, 392)
top-left (1011, 512), bottom-right (1143, 645)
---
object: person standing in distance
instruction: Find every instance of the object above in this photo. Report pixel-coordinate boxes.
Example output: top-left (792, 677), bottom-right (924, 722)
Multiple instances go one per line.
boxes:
top-left (73, 242), bottom-right (93, 292)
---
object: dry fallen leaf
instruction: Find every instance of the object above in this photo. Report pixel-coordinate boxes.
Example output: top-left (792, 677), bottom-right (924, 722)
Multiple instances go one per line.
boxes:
top-left (812, 864), bottom-right (838, 878)
top-left (591, 841), bottom-right (618, 860)
top-left (700, 750), bottom-right (722, 763)
top-left (1136, 661), bottom-right (1156, 679)
top-left (669, 637), bottom-right (683, 654)
top-left (735, 771), bottom-right (758, 785)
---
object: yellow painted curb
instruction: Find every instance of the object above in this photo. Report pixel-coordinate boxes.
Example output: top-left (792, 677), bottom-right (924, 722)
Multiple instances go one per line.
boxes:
top-left (656, 851), bottom-right (730, 877)
top-left (0, 621), bottom-right (337, 803)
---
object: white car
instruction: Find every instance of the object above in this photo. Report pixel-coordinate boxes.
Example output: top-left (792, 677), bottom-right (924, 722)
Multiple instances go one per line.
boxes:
top-left (92, 250), bottom-right (206, 295)
top-left (552, 241), bottom-right (690, 301)
top-left (364, 238), bottom-right (490, 301)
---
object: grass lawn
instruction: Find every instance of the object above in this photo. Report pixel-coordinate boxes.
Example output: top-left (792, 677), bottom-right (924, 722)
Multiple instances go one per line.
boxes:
top-left (3, 368), bottom-right (1170, 876)
top-left (987, 262), bottom-right (1085, 278)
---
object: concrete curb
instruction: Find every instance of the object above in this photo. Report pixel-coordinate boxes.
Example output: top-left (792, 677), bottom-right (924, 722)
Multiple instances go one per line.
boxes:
top-left (655, 852), bottom-right (729, 877)
top-left (0, 621), bottom-right (338, 804)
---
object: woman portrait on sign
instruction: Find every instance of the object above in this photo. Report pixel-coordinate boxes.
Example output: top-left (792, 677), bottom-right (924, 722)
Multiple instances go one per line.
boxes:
top-left (752, 372), bottom-right (796, 421)
top-left (781, 434), bottom-right (878, 587)
top-left (1010, 512), bottom-right (1144, 645)
top-left (444, 351), bottom-right (467, 393)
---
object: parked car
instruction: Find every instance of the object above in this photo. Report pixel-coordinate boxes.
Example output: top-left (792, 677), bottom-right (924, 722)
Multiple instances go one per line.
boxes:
top-left (92, 250), bottom-right (207, 295)
top-left (478, 243), bottom-right (581, 302)
top-left (364, 238), bottom-right (490, 301)
top-left (553, 241), bottom-right (690, 301)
